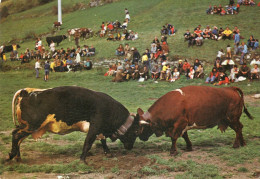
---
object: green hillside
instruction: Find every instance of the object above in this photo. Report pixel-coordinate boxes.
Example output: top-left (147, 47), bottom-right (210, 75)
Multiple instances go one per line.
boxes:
top-left (1, 0), bottom-right (259, 61)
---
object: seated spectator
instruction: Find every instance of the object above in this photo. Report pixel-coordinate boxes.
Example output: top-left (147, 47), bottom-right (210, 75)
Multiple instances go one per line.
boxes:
top-left (193, 59), bottom-right (201, 70)
top-left (10, 51), bottom-right (16, 61)
top-left (160, 62), bottom-right (168, 80)
top-left (112, 69), bottom-right (125, 82)
top-left (171, 68), bottom-right (180, 82)
top-left (249, 0), bottom-right (256, 6)
top-left (226, 5), bottom-right (233, 14)
top-left (161, 25), bottom-right (168, 35)
top-left (107, 33), bottom-right (114, 41)
top-left (131, 64), bottom-right (140, 80)
top-left (84, 58), bottom-right (92, 70)
top-left (247, 35), bottom-right (256, 49)
top-left (195, 34), bottom-right (203, 46)
top-left (202, 26), bottom-right (212, 39)
top-left (213, 5), bottom-right (218, 14)
top-left (205, 67), bottom-right (219, 83)
top-left (222, 27), bottom-right (233, 40)
top-left (250, 64), bottom-right (259, 81)
top-left (229, 65), bottom-right (239, 82)
top-left (161, 36), bottom-right (167, 44)
top-left (150, 64), bottom-right (160, 80)
top-left (88, 45), bottom-right (95, 56)
top-left (154, 43), bottom-right (162, 59)
top-left (141, 52), bottom-right (149, 67)
top-left (217, 5), bottom-right (222, 14)
top-left (187, 66), bottom-right (195, 79)
top-left (115, 32), bottom-right (121, 41)
top-left (106, 63), bottom-right (117, 76)
top-left (184, 30), bottom-right (191, 41)
top-left (221, 57), bottom-right (235, 72)
top-left (168, 25), bottom-right (176, 36)
top-left (133, 32), bottom-right (139, 40)
top-left (132, 47), bottom-right (141, 64)
top-left (150, 43), bottom-right (157, 59)
top-left (253, 39), bottom-right (259, 50)
top-left (182, 59), bottom-right (191, 76)
top-left (107, 22), bottom-right (114, 31)
top-left (152, 36), bottom-right (160, 44)
top-left (123, 65), bottom-right (131, 81)
top-left (206, 5), bottom-right (213, 14)
top-left (218, 71), bottom-right (230, 85)
top-left (188, 34), bottom-right (196, 47)
top-left (139, 66), bottom-right (149, 81)
top-left (194, 27), bottom-right (202, 36)
top-left (161, 42), bottom-right (169, 55)
top-left (238, 63), bottom-right (250, 78)
top-left (66, 57), bottom-right (73, 72)
top-left (177, 59), bottom-right (184, 74)
top-left (116, 44), bottom-right (124, 56)
top-left (194, 64), bottom-right (204, 79)
top-left (217, 27), bottom-right (224, 40)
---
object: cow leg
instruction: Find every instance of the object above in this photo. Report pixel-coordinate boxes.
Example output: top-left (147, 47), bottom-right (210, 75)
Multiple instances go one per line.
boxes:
top-left (169, 119), bottom-right (188, 156)
top-left (229, 120), bottom-right (245, 148)
top-left (182, 131), bottom-right (192, 151)
top-left (101, 139), bottom-right (110, 154)
top-left (80, 126), bottom-right (99, 163)
top-left (8, 128), bottom-right (30, 162)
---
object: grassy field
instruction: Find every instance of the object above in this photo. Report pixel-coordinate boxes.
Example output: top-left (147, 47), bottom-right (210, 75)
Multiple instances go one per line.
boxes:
top-left (0, 69), bottom-right (259, 178)
top-left (0, 0), bottom-right (259, 61)
top-left (0, 0), bottom-right (260, 178)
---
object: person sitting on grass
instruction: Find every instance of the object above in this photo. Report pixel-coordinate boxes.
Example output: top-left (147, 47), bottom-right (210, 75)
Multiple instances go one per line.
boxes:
top-left (116, 44), bottom-right (125, 56)
top-left (112, 69), bottom-right (125, 82)
top-left (193, 59), bottom-right (202, 71)
top-left (183, 59), bottom-right (191, 76)
top-left (202, 25), bottom-right (212, 39)
top-left (177, 59), bottom-right (184, 74)
top-left (184, 30), bottom-right (191, 41)
top-left (171, 68), bottom-right (180, 82)
top-left (247, 35), bottom-right (256, 50)
top-left (238, 63), bottom-right (251, 79)
top-left (217, 71), bottom-right (230, 85)
top-left (88, 45), bottom-right (95, 56)
top-left (222, 27), bottom-right (233, 40)
top-left (194, 27), bottom-right (202, 36)
top-left (253, 39), bottom-right (259, 50)
top-left (187, 66), bottom-right (195, 79)
top-left (194, 64), bottom-right (204, 79)
top-left (213, 5), bottom-right (218, 14)
top-left (161, 25), bottom-right (168, 35)
top-left (188, 34), bottom-right (196, 47)
top-left (139, 66), bottom-right (149, 81)
top-left (131, 64), bottom-right (140, 80)
top-left (205, 67), bottom-right (219, 84)
top-left (84, 58), bottom-right (92, 70)
top-left (229, 65), bottom-right (239, 82)
top-left (250, 64), bottom-right (259, 81)
top-left (217, 27), bottom-right (224, 40)
top-left (195, 34), bottom-right (203, 46)
top-left (221, 57), bottom-right (235, 72)
top-left (206, 5), bottom-right (213, 14)
top-left (151, 64), bottom-right (160, 80)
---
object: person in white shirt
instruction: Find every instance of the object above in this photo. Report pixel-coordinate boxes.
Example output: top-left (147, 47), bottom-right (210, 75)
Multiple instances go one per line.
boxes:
top-left (125, 12), bottom-right (130, 22)
top-left (35, 59), bottom-right (41, 78)
top-left (37, 38), bottom-right (42, 52)
top-left (49, 40), bottom-right (55, 55)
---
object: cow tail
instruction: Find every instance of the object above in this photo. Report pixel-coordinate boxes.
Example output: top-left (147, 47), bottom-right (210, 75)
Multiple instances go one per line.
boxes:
top-left (12, 89), bottom-right (23, 126)
top-left (233, 87), bottom-right (254, 120)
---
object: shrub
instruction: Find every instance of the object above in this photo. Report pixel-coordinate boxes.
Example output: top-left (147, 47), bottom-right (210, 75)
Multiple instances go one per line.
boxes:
top-left (0, 6), bottom-right (9, 18)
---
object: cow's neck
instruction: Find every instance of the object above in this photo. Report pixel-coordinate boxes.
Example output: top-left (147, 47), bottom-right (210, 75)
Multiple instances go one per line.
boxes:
top-left (111, 115), bottom-right (134, 141)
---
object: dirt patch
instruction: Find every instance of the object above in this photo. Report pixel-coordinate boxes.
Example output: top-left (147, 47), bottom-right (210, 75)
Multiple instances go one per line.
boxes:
top-left (244, 95), bottom-right (260, 107)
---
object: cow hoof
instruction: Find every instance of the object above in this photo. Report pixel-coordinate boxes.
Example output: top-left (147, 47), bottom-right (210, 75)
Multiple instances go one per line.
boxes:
top-left (15, 157), bottom-right (22, 162)
top-left (232, 144), bottom-right (240, 148)
top-left (186, 147), bottom-right (193, 151)
top-left (170, 151), bottom-right (178, 156)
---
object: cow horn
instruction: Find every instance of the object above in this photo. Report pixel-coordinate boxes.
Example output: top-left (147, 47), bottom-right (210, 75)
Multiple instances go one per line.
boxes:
top-left (139, 120), bottom-right (150, 125)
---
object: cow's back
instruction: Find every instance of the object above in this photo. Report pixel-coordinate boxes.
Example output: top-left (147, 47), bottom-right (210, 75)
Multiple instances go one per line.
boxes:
top-left (149, 86), bottom-right (243, 127)
top-left (19, 86), bottom-right (129, 131)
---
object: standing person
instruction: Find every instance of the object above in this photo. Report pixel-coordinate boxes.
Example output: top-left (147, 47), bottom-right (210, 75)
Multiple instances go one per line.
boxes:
top-left (44, 60), bottom-right (50, 81)
top-left (240, 42), bottom-right (248, 65)
top-left (234, 31), bottom-right (240, 55)
top-left (125, 12), bottom-right (130, 22)
top-left (12, 43), bottom-right (18, 58)
top-left (37, 38), bottom-right (42, 52)
top-left (35, 59), bottom-right (41, 78)
top-left (49, 40), bottom-right (55, 55)
top-left (74, 31), bottom-right (80, 47)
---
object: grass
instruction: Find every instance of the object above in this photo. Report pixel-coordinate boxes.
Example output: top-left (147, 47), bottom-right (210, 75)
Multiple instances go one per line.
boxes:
top-left (0, 0), bottom-right (259, 61)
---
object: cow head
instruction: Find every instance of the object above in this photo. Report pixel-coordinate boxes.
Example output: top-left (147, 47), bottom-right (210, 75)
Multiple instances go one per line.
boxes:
top-left (136, 108), bottom-right (154, 141)
top-left (117, 114), bottom-right (140, 150)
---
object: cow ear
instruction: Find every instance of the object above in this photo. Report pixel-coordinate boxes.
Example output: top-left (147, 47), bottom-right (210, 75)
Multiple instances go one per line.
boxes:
top-left (137, 108), bottom-right (144, 116)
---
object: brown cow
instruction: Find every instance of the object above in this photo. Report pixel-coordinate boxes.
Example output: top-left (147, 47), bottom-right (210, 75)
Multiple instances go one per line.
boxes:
top-left (137, 86), bottom-right (253, 156)
top-left (53, 21), bottom-right (61, 30)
